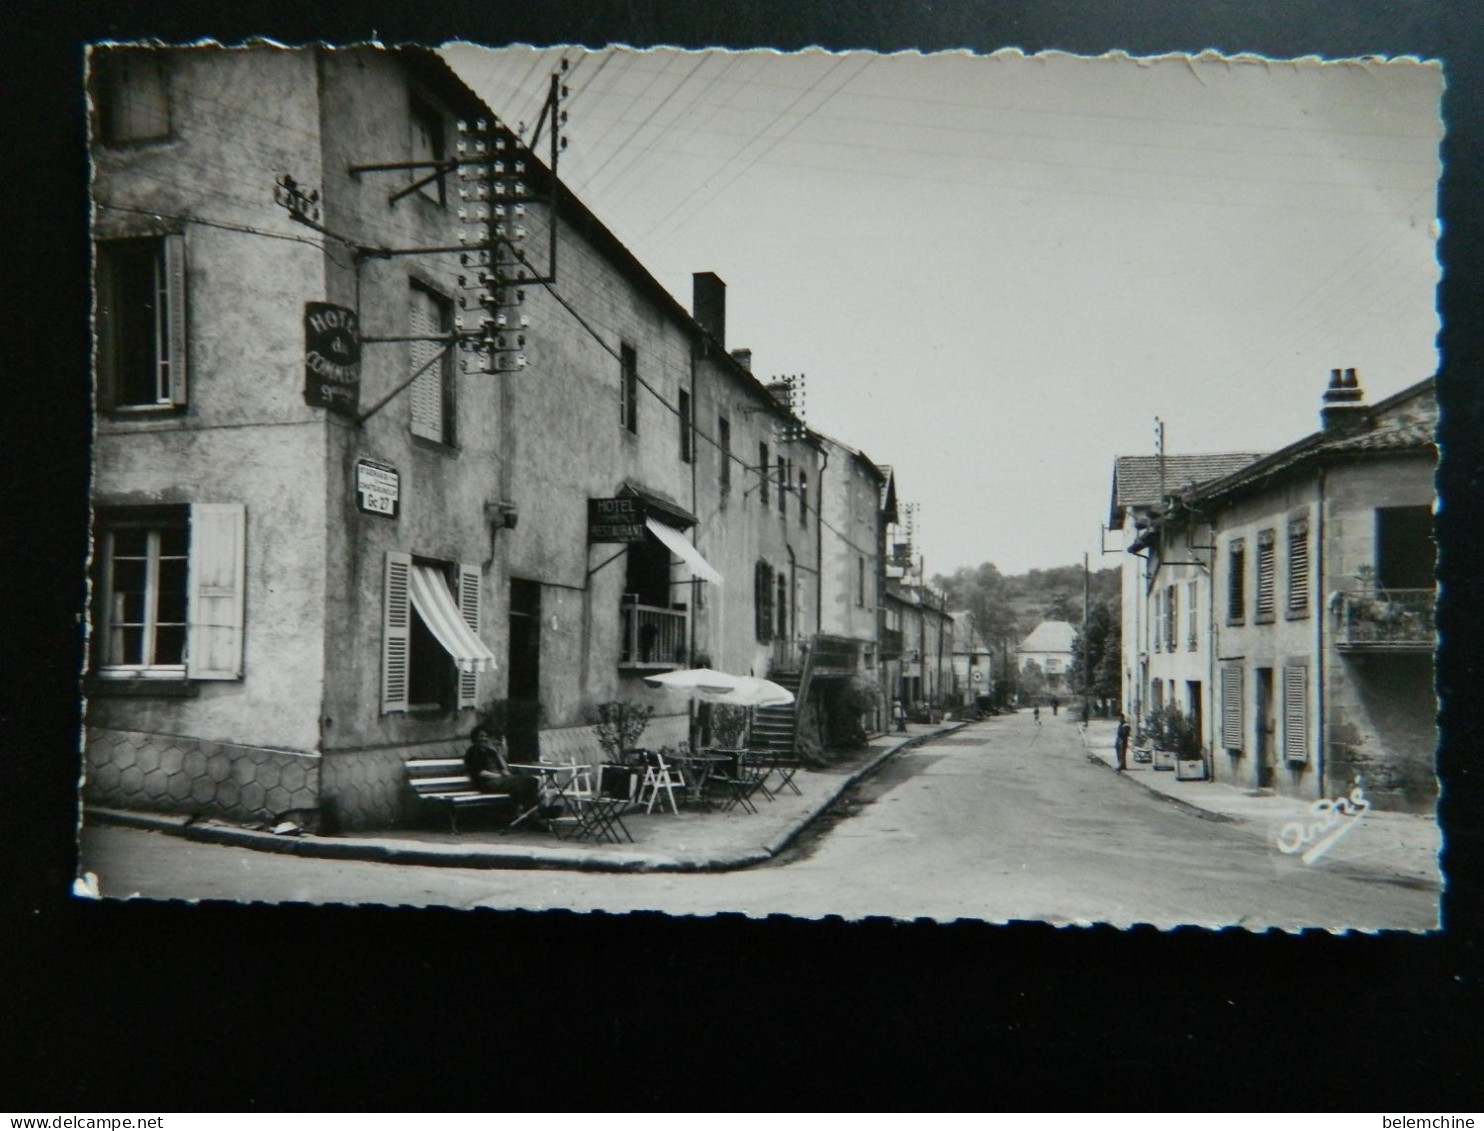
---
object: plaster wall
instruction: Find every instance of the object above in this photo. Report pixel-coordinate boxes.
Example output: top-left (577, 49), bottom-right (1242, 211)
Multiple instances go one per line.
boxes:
top-left (89, 47), bottom-right (330, 755)
top-left (819, 439), bottom-right (883, 646)
top-left (1320, 455), bottom-right (1437, 810)
top-left (1209, 478), bottom-right (1323, 800)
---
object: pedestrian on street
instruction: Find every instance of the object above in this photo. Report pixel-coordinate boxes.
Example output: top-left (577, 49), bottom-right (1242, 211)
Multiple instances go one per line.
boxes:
top-left (1114, 713), bottom-right (1131, 773)
top-left (1033, 705), bottom-right (1041, 725)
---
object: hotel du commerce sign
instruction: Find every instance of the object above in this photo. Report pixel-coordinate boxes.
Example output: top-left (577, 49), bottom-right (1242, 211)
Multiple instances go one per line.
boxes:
top-left (303, 302), bottom-right (361, 416)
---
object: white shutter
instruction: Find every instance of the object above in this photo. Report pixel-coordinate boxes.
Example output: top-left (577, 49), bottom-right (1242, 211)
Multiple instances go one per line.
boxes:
top-left (1282, 665), bottom-right (1308, 763)
top-left (409, 287), bottom-right (444, 441)
top-left (186, 503), bottom-right (245, 679)
top-left (164, 233), bottom-right (188, 406)
top-left (1221, 666), bottom-right (1243, 751)
top-left (382, 552), bottom-right (412, 713)
top-left (457, 562), bottom-right (481, 709)
top-left (1288, 519), bottom-right (1310, 613)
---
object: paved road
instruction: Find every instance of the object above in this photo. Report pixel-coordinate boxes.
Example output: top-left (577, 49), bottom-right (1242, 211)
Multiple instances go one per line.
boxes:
top-left (79, 711), bottom-right (1439, 930)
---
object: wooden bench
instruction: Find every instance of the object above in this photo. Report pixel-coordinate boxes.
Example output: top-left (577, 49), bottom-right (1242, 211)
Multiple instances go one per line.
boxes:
top-left (405, 758), bottom-right (509, 834)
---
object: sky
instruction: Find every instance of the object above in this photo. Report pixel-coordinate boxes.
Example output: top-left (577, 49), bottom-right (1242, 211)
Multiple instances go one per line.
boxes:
top-left (442, 44), bottom-right (1443, 576)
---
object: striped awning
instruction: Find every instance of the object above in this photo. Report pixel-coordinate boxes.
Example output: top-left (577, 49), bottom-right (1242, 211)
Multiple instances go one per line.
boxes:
top-left (646, 517), bottom-right (723, 585)
top-left (409, 564), bottom-right (497, 673)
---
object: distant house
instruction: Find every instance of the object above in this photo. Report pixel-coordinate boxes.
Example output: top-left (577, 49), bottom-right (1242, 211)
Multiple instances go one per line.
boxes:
top-left (1016, 620), bottom-right (1078, 697)
top-left (950, 611), bottom-right (994, 706)
top-left (1110, 370), bottom-right (1436, 811)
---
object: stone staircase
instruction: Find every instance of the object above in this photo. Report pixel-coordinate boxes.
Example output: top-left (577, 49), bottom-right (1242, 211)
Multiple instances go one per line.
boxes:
top-left (752, 670), bottom-right (801, 753)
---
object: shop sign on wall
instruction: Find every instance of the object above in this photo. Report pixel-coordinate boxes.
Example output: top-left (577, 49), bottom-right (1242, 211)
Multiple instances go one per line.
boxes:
top-left (304, 302), bottom-right (361, 415)
top-left (356, 459), bottom-right (400, 518)
top-left (588, 496), bottom-right (647, 543)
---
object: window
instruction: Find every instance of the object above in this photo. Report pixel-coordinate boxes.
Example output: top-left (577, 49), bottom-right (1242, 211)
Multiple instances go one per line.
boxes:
top-left (1152, 587), bottom-right (1164, 652)
top-left (798, 469), bottom-right (808, 528)
top-left (620, 344), bottom-right (638, 433)
top-left (94, 504), bottom-right (245, 680)
top-left (1254, 529), bottom-right (1277, 623)
top-left (97, 236), bottom-right (188, 411)
top-left (1286, 513), bottom-right (1310, 618)
top-left (754, 560), bottom-right (775, 642)
top-left (1226, 538), bottom-right (1246, 624)
top-left (718, 416), bottom-right (732, 503)
top-left (857, 556), bottom-right (866, 608)
top-left (409, 282), bottom-right (455, 444)
top-left (776, 572), bottom-right (789, 640)
top-left (678, 388), bottom-right (693, 463)
top-left (382, 554), bottom-right (484, 713)
top-left (1220, 665), bottom-right (1243, 752)
top-left (777, 456), bottom-right (787, 516)
top-left (409, 96), bottom-right (446, 205)
top-left (93, 49), bottom-right (170, 145)
top-left (1186, 579), bottom-right (1198, 650)
top-left (1166, 584), bottom-right (1178, 652)
top-left (758, 442), bottom-right (770, 506)
top-left (1282, 665), bottom-right (1308, 763)
top-left (1376, 506), bottom-right (1434, 589)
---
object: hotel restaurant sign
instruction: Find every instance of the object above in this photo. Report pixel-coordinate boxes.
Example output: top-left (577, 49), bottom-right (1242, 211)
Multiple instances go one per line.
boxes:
top-left (588, 496), bottom-right (647, 543)
top-left (303, 302), bottom-right (361, 416)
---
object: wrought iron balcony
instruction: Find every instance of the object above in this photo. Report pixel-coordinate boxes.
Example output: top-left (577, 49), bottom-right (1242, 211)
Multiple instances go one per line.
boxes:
top-left (1335, 588), bottom-right (1435, 652)
top-left (618, 597), bottom-right (688, 669)
top-left (810, 633), bottom-right (861, 676)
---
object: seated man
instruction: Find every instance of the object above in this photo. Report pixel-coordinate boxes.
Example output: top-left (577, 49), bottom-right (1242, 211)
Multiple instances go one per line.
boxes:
top-left (464, 725), bottom-right (540, 819)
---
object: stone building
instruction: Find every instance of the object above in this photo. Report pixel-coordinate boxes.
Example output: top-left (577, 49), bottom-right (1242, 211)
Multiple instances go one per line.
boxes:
top-left (82, 44), bottom-right (878, 831)
top-left (1108, 371), bottom-right (1436, 810)
top-left (1015, 620), bottom-right (1078, 699)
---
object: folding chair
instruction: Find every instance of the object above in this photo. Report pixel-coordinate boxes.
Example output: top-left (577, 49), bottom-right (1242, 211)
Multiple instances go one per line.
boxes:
top-left (717, 752), bottom-right (770, 814)
top-left (636, 748), bottom-right (687, 815)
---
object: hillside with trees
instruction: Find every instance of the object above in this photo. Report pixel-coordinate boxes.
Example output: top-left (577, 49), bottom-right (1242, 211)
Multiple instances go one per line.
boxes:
top-left (933, 561), bottom-right (1122, 711)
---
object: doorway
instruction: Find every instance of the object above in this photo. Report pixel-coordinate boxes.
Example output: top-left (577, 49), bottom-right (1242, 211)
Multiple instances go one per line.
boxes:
top-left (1254, 667), bottom-right (1275, 789)
top-left (507, 579), bottom-right (541, 763)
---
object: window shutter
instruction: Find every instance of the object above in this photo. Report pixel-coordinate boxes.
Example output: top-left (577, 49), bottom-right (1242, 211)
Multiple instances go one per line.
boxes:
top-left (1288, 518), bottom-right (1310, 613)
top-left (186, 503), bottom-right (245, 679)
top-left (1187, 580), bottom-right (1198, 648)
top-left (409, 288), bottom-right (444, 441)
top-left (163, 234), bottom-right (189, 406)
top-left (1167, 585), bottom-right (1178, 651)
top-left (382, 552), bottom-right (412, 713)
top-left (457, 562), bottom-right (481, 709)
top-left (1221, 665), bottom-right (1243, 750)
top-left (1282, 665), bottom-right (1308, 763)
top-left (1256, 530), bottom-right (1277, 619)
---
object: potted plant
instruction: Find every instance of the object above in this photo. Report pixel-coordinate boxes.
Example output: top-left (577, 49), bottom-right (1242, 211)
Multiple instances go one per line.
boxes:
top-left (1168, 709), bottom-right (1208, 781)
top-left (1148, 705), bottom-right (1178, 772)
top-left (592, 700), bottom-right (653, 799)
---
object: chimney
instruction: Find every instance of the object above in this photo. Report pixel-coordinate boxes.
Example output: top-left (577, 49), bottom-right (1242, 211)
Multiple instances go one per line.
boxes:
top-left (729, 348), bottom-right (752, 372)
top-left (1320, 366), bottom-right (1366, 430)
top-left (692, 272), bottom-right (725, 348)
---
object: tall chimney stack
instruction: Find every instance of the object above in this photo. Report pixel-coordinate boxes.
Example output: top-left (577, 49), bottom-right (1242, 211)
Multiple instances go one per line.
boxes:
top-left (1320, 366), bottom-right (1366, 430)
top-left (692, 272), bottom-right (726, 348)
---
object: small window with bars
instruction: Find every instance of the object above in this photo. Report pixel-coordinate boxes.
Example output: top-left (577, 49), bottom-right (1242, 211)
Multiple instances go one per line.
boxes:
top-left (1226, 538), bottom-right (1246, 624)
top-left (1255, 529), bottom-right (1277, 623)
top-left (1286, 514), bottom-right (1310, 618)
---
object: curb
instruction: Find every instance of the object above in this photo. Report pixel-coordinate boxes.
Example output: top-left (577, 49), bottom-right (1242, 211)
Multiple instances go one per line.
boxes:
top-left (1083, 752), bottom-right (1239, 823)
top-left (85, 723), bottom-right (969, 875)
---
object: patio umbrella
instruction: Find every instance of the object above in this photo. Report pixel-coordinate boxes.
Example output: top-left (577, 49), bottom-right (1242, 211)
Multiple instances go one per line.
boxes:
top-left (643, 667), bottom-right (748, 697)
top-left (643, 669), bottom-right (795, 708)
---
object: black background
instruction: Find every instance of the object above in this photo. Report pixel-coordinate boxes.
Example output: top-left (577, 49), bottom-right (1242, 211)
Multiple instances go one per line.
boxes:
top-left (5, 0), bottom-right (1482, 1112)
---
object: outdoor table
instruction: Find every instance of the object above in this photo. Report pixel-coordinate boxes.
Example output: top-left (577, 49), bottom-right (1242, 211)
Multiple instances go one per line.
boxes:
top-left (667, 748), bottom-right (738, 809)
top-left (505, 762), bottom-right (582, 833)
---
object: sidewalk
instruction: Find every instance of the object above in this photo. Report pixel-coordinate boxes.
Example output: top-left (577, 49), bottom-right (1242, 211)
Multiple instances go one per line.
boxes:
top-left (84, 722), bottom-right (965, 874)
top-left (1078, 718), bottom-right (1442, 887)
